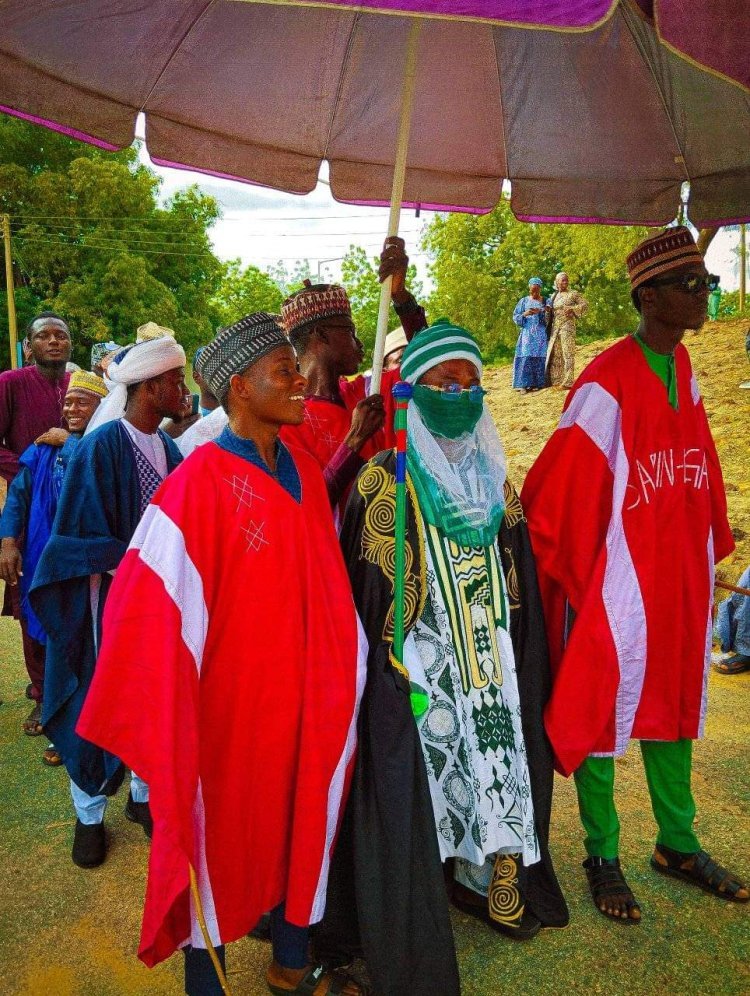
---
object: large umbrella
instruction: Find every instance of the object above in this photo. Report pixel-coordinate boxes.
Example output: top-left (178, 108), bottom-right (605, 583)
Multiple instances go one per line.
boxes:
top-left (1, 0), bottom-right (748, 381)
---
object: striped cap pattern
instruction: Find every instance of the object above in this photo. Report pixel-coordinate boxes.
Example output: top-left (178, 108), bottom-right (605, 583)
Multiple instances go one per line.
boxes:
top-left (198, 312), bottom-right (288, 402)
top-left (626, 226), bottom-right (704, 290)
top-left (399, 318), bottom-right (483, 385)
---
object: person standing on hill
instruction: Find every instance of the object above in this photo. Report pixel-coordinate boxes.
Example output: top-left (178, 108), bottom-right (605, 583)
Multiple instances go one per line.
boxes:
top-left (545, 272), bottom-right (588, 389)
top-left (522, 227), bottom-right (747, 923)
top-left (511, 278), bottom-right (549, 393)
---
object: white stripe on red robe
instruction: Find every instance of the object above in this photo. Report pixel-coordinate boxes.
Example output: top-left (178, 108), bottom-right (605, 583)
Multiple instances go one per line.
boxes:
top-left (521, 335), bottom-right (734, 776)
top-left (78, 440), bottom-right (366, 966)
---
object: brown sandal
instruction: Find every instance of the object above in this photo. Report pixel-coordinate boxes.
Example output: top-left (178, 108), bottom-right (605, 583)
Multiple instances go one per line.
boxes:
top-left (42, 744), bottom-right (63, 766)
top-left (23, 703), bottom-right (43, 736)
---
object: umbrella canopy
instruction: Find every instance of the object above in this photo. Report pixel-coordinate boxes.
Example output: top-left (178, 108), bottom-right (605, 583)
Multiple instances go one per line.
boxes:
top-left (0, 0), bottom-right (748, 225)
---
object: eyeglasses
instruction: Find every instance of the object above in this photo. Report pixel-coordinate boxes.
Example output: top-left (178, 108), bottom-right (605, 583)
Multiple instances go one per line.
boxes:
top-left (422, 383), bottom-right (487, 403)
top-left (647, 274), bottom-right (720, 294)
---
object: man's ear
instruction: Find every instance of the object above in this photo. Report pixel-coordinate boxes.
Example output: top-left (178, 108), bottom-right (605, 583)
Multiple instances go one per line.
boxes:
top-left (638, 285), bottom-right (656, 313)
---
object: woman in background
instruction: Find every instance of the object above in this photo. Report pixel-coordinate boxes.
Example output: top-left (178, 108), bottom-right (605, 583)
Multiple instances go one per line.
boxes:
top-left (545, 272), bottom-right (588, 389)
top-left (512, 277), bottom-right (548, 393)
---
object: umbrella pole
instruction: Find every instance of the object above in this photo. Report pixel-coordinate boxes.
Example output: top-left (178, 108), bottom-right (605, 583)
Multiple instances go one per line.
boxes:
top-left (392, 380), bottom-right (429, 718)
top-left (369, 19), bottom-right (421, 396)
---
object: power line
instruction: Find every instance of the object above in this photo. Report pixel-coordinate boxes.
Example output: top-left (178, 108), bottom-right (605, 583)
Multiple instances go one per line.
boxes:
top-left (11, 219), bottom-right (422, 240)
top-left (14, 232), bottom-right (428, 257)
top-left (12, 211), bottom-right (429, 223)
top-left (14, 236), bottom-right (214, 258)
top-left (13, 235), bottom-right (424, 263)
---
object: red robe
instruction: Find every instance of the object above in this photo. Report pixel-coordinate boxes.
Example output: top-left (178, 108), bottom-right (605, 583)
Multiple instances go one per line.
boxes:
top-left (280, 368), bottom-right (401, 468)
top-left (521, 336), bottom-right (733, 777)
top-left (78, 442), bottom-right (364, 966)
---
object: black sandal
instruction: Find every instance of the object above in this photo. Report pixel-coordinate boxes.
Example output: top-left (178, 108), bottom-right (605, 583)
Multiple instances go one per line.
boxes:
top-left (583, 856), bottom-right (641, 923)
top-left (651, 846), bottom-right (749, 902)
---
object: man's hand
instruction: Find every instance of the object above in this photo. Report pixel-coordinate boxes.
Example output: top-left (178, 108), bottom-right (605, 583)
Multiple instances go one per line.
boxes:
top-left (162, 412), bottom-right (201, 439)
top-left (0, 538), bottom-right (23, 586)
top-left (523, 308), bottom-right (542, 317)
top-left (345, 395), bottom-right (386, 452)
top-left (378, 237), bottom-right (410, 304)
top-left (35, 427), bottom-right (70, 447)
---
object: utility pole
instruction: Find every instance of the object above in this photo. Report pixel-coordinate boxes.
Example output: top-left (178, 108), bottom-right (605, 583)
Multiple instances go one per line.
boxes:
top-left (1, 214), bottom-right (18, 369)
top-left (740, 224), bottom-right (746, 313)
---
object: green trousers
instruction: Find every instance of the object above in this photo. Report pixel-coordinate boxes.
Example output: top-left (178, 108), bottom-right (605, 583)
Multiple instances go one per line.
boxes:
top-left (573, 739), bottom-right (700, 858)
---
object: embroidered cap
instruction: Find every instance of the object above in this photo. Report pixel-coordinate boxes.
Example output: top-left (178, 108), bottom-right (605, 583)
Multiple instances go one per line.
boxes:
top-left (626, 226), bottom-right (704, 290)
top-left (136, 321), bottom-right (177, 343)
top-left (67, 370), bottom-right (109, 399)
top-left (198, 313), bottom-right (288, 403)
top-left (281, 280), bottom-right (351, 337)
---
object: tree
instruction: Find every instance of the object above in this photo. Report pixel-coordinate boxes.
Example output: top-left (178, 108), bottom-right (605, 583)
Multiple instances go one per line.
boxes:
top-left (0, 118), bottom-right (224, 368)
top-left (422, 198), bottom-right (649, 361)
top-left (340, 246), bottom-right (422, 357)
top-left (266, 259), bottom-right (313, 298)
top-left (210, 259), bottom-right (284, 330)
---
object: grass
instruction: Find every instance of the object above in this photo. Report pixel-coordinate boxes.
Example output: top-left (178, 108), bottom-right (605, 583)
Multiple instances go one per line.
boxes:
top-left (0, 319), bottom-right (748, 995)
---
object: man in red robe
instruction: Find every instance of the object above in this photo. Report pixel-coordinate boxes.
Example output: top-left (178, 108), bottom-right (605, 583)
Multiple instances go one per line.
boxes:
top-left (0, 311), bottom-right (71, 733)
top-left (522, 227), bottom-right (748, 922)
top-left (278, 237), bottom-right (426, 513)
top-left (78, 313), bottom-right (366, 996)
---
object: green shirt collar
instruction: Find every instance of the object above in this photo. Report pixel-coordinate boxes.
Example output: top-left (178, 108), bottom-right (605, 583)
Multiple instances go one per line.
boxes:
top-left (633, 333), bottom-right (678, 410)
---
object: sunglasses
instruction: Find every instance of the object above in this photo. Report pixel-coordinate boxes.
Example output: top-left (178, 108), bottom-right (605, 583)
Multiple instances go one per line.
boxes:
top-left (647, 274), bottom-right (720, 294)
top-left (422, 383), bottom-right (487, 403)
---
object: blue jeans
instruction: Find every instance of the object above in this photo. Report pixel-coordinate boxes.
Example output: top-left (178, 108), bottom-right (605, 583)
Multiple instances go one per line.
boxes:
top-left (70, 772), bottom-right (148, 825)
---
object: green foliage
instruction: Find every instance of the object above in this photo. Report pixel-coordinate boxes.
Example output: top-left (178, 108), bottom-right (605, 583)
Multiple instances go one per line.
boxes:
top-left (0, 118), bottom-right (224, 369)
top-left (340, 245), bottom-right (422, 358)
top-left (266, 259), bottom-right (313, 297)
top-left (210, 259), bottom-right (284, 330)
top-left (422, 199), bottom-right (649, 361)
top-left (713, 289), bottom-right (744, 318)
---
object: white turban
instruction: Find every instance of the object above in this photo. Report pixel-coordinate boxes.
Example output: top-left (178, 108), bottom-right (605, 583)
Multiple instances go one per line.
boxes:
top-left (85, 337), bottom-right (186, 434)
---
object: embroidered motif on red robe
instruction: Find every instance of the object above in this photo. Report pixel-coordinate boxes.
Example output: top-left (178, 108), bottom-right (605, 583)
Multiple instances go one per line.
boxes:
top-left (521, 336), bottom-right (734, 777)
top-left (78, 442), bottom-right (365, 966)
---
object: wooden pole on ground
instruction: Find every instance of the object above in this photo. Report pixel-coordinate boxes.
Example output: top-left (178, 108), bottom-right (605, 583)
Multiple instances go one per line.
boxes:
top-left (739, 224), bottom-right (746, 313)
top-left (1, 215), bottom-right (18, 369)
top-left (369, 18), bottom-right (421, 396)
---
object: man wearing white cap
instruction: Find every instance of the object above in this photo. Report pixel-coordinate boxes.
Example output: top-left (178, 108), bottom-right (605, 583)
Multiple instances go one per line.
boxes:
top-left (382, 325), bottom-right (408, 372)
top-left (31, 337), bottom-right (186, 869)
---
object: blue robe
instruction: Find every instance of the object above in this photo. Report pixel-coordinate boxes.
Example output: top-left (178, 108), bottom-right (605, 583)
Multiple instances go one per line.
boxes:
top-left (0, 435), bottom-right (80, 643)
top-left (30, 421), bottom-right (181, 796)
top-left (512, 295), bottom-right (548, 389)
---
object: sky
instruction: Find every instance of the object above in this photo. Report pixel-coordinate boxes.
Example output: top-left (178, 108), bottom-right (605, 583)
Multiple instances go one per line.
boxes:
top-left (140, 140), bottom-right (743, 295)
top-left (142, 144), bottom-right (435, 289)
